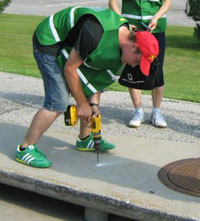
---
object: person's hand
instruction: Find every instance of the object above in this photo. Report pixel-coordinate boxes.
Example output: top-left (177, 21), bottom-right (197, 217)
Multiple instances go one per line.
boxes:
top-left (130, 24), bottom-right (138, 31)
top-left (148, 17), bottom-right (158, 32)
top-left (77, 102), bottom-right (92, 123)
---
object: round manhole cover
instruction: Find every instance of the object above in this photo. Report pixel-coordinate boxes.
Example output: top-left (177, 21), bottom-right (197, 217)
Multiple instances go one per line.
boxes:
top-left (158, 158), bottom-right (200, 197)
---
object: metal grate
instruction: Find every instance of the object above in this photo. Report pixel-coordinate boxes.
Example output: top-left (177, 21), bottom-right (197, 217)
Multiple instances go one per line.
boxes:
top-left (158, 158), bottom-right (200, 197)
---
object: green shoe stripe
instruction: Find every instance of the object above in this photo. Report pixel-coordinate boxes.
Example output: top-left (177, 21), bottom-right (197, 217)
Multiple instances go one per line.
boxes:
top-left (15, 158), bottom-right (30, 165)
top-left (76, 147), bottom-right (94, 151)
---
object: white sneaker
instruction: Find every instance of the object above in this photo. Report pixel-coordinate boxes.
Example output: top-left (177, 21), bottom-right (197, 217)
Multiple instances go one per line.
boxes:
top-left (151, 111), bottom-right (167, 128)
top-left (129, 110), bottom-right (144, 128)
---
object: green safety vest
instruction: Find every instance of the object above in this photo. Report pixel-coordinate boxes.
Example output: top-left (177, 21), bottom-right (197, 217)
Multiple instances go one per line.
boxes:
top-left (122, 0), bottom-right (167, 33)
top-left (36, 7), bottom-right (128, 97)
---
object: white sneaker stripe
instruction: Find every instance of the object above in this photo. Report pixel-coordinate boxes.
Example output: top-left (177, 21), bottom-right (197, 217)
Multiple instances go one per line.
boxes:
top-left (22, 153), bottom-right (30, 161)
top-left (87, 140), bottom-right (94, 149)
top-left (21, 153), bottom-right (35, 164)
top-left (27, 157), bottom-right (35, 164)
top-left (24, 155), bottom-right (33, 162)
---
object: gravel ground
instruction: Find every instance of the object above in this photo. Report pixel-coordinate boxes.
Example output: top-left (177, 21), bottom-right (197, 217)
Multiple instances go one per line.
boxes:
top-left (0, 72), bottom-right (199, 145)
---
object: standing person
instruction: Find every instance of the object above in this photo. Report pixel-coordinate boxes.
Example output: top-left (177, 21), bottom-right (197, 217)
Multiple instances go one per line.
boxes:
top-left (15, 6), bottom-right (159, 168)
top-left (109, 0), bottom-right (171, 128)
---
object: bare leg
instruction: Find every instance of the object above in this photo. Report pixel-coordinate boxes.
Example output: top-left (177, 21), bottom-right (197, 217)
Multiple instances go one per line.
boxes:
top-left (22, 108), bottom-right (60, 147)
top-left (88, 91), bottom-right (101, 106)
top-left (79, 121), bottom-right (91, 139)
top-left (128, 88), bottom-right (142, 109)
top-left (152, 86), bottom-right (164, 108)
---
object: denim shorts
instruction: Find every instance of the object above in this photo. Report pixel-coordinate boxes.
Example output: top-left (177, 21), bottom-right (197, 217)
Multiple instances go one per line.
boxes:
top-left (33, 47), bottom-right (70, 112)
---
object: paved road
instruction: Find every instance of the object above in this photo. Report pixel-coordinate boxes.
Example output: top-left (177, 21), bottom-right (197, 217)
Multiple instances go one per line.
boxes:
top-left (4, 0), bottom-right (195, 26)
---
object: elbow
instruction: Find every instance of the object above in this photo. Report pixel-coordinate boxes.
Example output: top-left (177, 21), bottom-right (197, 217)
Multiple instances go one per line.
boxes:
top-left (63, 65), bottom-right (72, 81)
top-left (64, 64), bottom-right (78, 83)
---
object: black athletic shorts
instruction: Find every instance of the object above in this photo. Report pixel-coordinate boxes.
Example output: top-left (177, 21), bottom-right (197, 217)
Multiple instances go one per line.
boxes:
top-left (152, 32), bottom-right (166, 88)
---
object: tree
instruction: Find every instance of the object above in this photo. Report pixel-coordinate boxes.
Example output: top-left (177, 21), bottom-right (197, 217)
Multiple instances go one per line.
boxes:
top-left (0, 0), bottom-right (11, 13)
top-left (185, 0), bottom-right (200, 40)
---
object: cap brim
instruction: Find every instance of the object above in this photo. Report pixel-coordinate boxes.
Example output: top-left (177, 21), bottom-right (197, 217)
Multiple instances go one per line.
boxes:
top-left (140, 55), bottom-right (151, 76)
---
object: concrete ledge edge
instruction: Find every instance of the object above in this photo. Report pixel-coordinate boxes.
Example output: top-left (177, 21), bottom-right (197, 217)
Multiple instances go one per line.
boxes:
top-left (0, 169), bottom-right (195, 221)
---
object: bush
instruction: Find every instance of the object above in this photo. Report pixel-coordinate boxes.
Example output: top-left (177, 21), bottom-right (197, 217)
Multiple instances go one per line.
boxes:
top-left (0, 0), bottom-right (11, 13)
top-left (185, 0), bottom-right (200, 40)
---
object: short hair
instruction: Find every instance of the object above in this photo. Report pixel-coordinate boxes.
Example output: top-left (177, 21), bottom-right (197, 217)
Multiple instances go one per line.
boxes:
top-left (129, 31), bottom-right (140, 54)
top-left (129, 30), bottom-right (136, 41)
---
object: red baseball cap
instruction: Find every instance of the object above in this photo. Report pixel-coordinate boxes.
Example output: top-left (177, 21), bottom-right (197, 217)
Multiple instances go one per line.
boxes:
top-left (135, 31), bottom-right (159, 76)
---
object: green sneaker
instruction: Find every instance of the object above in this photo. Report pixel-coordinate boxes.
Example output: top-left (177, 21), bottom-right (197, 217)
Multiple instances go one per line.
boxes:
top-left (15, 144), bottom-right (51, 168)
top-left (76, 133), bottom-right (115, 152)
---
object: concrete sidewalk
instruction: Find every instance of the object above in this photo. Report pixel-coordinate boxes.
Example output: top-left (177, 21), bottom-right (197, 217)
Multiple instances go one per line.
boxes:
top-left (1, 124), bottom-right (200, 220)
top-left (1, 1), bottom-right (199, 219)
top-left (0, 72), bottom-right (200, 220)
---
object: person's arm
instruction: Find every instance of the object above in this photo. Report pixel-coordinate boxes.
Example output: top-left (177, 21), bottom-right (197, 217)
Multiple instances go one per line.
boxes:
top-left (64, 48), bottom-right (92, 123)
top-left (148, 0), bottom-right (171, 31)
top-left (109, 0), bottom-right (137, 30)
top-left (108, 0), bottom-right (121, 15)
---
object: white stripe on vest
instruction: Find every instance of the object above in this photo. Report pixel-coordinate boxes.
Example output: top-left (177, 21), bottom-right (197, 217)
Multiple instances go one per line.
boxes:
top-left (49, 14), bottom-right (60, 42)
top-left (122, 14), bottom-right (166, 20)
top-left (106, 70), bottom-right (119, 81)
top-left (49, 6), bottom-right (83, 42)
top-left (61, 49), bottom-right (97, 94)
top-left (70, 6), bottom-right (82, 28)
top-left (84, 61), bottom-right (118, 82)
top-left (83, 61), bottom-right (101, 70)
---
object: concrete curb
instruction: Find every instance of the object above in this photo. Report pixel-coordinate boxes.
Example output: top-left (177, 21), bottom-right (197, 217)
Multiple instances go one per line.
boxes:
top-left (0, 169), bottom-right (194, 221)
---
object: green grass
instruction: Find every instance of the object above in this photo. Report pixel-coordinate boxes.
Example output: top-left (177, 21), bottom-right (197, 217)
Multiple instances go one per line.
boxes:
top-left (0, 13), bottom-right (44, 77)
top-left (0, 13), bottom-right (200, 102)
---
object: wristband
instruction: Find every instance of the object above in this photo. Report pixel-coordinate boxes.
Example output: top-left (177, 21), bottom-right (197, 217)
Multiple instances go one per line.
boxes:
top-left (89, 103), bottom-right (99, 107)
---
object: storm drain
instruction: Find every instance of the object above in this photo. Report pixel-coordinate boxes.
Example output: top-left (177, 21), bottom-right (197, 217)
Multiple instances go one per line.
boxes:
top-left (158, 158), bottom-right (200, 197)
